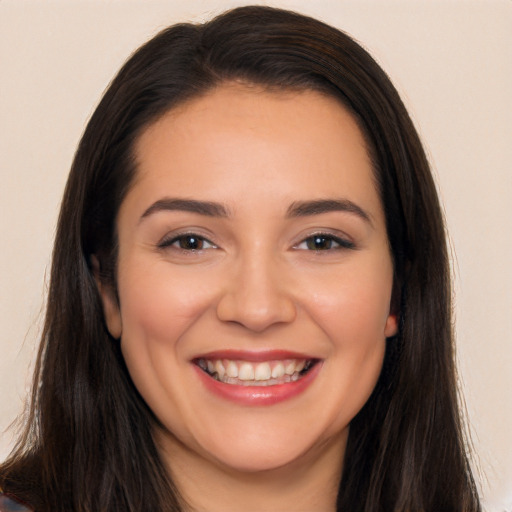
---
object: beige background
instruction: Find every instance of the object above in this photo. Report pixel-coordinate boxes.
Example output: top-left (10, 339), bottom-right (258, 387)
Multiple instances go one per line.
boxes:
top-left (1, 1), bottom-right (511, 510)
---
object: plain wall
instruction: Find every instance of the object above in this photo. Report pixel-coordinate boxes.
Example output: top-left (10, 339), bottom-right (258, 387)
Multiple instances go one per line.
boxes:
top-left (1, 1), bottom-right (511, 510)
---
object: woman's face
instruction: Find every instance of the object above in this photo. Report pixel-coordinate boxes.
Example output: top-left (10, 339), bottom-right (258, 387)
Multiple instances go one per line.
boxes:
top-left (100, 83), bottom-right (397, 474)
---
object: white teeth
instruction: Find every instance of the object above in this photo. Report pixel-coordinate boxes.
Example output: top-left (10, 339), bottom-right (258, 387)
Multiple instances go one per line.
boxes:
top-left (200, 358), bottom-right (314, 385)
top-left (271, 362), bottom-right (285, 379)
top-left (215, 360), bottom-right (226, 379)
top-left (285, 361), bottom-right (296, 375)
top-left (226, 361), bottom-right (238, 378)
top-left (238, 363), bottom-right (255, 381)
top-left (255, 362), bottom-right (272, 381)
top-left (295, 360), bottom-right (305, 372)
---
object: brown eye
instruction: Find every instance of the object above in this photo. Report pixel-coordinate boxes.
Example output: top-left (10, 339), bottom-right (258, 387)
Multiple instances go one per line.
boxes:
top-left (159, 234), bottom-right (217, 251)
top-left (306, 235), bottom-right (334, 250)
top-left (178, 235), bottom-right (204, 250)
top-left (295, 234), bottom-right (355, 251)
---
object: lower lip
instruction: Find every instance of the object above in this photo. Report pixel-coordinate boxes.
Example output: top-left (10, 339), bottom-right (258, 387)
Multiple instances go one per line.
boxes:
top-left (193, 362), bottom-right (322, 406)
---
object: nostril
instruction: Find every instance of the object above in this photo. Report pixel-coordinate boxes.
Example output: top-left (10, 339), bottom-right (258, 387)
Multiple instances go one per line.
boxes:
top-left (215, 288), bottom-right (296, 332)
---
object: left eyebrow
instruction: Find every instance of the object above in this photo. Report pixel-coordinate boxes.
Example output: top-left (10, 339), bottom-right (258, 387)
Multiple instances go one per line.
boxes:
top-left (286, 199), bottom-right (372, 226)
top-left (140, 198), bottom-right (230, 222)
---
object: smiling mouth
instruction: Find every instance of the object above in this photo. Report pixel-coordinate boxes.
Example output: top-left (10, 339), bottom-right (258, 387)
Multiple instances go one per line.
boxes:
top-left (194, 358), bottom-right (318, 387)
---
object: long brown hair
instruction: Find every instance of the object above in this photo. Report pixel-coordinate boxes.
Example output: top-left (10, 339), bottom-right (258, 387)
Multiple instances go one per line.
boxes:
top-left (1, 6), bottom-right (480, 511)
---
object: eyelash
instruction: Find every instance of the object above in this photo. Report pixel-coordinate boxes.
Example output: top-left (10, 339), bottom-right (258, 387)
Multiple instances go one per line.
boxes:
top-left (158, 232), bottom-right (355, 252)
top-left (294, 233), bottom-right (355, 251)
top-left (158, 233), bottom-right (217, 252)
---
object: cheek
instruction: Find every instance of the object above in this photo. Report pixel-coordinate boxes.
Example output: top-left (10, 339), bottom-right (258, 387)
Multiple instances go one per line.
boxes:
top-left (115, 260), bottom-right (221, 406)
top-left (308, 269), bottom-right (391, 425)
top-left (117, 260), bottom-right (216, 343)
top-left (301, 257), bottom-right (393, 413)
top-left (306, 262), bottom-right (394, 347)
top-left (115, 261), bottom-right (220, 424)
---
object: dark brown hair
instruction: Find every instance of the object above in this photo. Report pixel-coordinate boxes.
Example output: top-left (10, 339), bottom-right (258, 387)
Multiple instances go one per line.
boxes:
top-left (1, 6), bottom-right (480, 511)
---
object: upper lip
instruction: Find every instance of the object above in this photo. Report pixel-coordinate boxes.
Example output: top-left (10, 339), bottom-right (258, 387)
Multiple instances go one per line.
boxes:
top-left (192, 349), bottom-right (319, 362)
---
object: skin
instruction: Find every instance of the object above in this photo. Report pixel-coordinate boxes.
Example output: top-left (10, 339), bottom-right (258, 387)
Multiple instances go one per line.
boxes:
top-left (99, 83), bottom-right (397, 511)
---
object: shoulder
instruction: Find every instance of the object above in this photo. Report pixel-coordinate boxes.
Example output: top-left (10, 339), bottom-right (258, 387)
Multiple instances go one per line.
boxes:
top-left (1, 453), bottom-right (44, 511)
top-left (0, 492), bottom-right (34, 512)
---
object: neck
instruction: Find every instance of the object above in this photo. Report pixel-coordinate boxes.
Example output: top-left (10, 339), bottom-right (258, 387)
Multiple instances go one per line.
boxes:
top-left (156, 429), bottom-right (347, 512)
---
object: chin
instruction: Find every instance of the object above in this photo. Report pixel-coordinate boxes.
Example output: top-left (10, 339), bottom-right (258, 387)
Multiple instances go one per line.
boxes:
top-left (192, 420), bottom-right (348, 476)
top-left (213, 447), bottom-right (306, 474)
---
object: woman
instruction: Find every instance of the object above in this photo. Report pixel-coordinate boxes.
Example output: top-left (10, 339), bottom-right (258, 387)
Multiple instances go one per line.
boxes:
top-left (0, 5), bottom-right (481, 511)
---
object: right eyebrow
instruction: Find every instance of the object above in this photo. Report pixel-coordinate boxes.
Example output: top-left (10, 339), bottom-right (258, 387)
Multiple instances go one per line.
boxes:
top-left (286, 198), bottom-right (373, 226)
top-left (140, 198), bottom-right (230, 222)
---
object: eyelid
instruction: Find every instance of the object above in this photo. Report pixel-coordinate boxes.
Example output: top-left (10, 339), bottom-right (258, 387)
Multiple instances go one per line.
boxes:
top-left (157, 231), bottom-right (218, 250)
top-left (293, 231), bottom-right (356, 251)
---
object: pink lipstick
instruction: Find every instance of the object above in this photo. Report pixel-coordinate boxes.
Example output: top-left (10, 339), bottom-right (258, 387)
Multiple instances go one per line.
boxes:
top-left (192, 350), bottom-right (322, 406)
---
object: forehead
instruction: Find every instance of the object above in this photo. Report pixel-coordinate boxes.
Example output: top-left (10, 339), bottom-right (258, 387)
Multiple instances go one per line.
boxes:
top-left (128, 83), bottom-right (380, 218)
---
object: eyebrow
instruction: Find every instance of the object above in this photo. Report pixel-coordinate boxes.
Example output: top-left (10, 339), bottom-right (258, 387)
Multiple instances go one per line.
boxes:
top-left (140, 197), bottom-right (372, 225)
top-left (286, 199), bottom-right (372, 225)
top-left (140, 198), bottom-right (230, 221)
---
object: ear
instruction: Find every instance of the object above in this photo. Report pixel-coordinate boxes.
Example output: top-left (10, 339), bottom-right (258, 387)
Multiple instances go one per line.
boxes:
top-left (384, 278), bottom-right (401, 338)
top-left (384, 312), bottom-right (399, 338)
top-left (91, 255), bottom-right (122, 339)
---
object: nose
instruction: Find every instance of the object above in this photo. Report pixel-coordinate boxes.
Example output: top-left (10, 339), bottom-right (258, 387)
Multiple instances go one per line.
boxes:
top-left (216, 253), bottom-right (297, 332)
